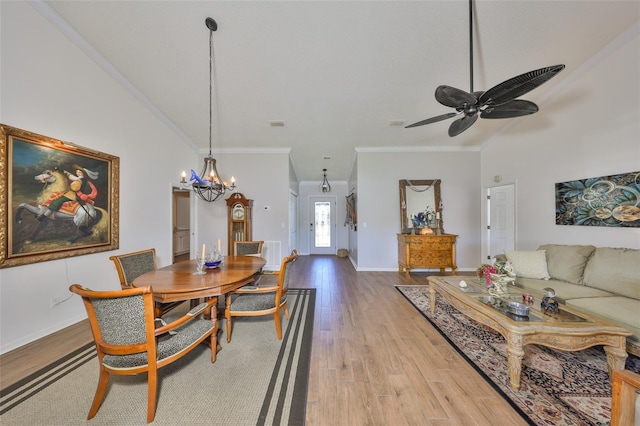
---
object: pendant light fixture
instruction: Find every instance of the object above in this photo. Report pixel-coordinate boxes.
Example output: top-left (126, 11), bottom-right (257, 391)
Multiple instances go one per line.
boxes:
top-left (181, 17), bottom-right (235, 202)
top-left (320, 169), bottom-right (331, 193)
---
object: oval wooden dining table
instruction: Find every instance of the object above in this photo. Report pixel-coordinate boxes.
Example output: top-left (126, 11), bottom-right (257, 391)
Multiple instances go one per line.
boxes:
top-left (132, 255), bottom-right (266, 361)
top-left (132, 255), bottom-right (266, 304)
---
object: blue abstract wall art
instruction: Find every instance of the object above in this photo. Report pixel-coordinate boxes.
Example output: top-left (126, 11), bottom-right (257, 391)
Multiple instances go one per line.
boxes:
top-left (555, 171), bottom-right (640, 227)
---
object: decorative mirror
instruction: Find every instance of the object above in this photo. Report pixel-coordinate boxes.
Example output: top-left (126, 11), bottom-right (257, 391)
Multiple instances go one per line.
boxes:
top-left (399, 179), bottom-right (443, 234)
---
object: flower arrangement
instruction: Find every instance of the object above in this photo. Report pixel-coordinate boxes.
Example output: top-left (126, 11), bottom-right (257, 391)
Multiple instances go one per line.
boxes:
top-left (476, 261), bottom-right (516, 288)
top-left (412, 206), bottom-right (436, 228)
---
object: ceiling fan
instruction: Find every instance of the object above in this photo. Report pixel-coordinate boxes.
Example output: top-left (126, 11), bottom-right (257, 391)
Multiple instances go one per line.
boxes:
top-left (406, 0), bottom-right (565, 137)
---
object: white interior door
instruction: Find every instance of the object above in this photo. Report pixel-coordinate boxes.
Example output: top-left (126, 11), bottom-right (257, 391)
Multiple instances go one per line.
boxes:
top-left (309, 196), bottom-right (336, 255)
top-left (488, 184), bottom-right (515, 261)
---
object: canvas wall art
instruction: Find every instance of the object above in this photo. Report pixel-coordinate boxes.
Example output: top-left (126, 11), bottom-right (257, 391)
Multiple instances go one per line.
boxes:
top-left (555, 171), bottom-right (640, 227)
top-left (1, 124), bottom-right (119, 268)
top-left (345, 192), bottom-right (356, 231)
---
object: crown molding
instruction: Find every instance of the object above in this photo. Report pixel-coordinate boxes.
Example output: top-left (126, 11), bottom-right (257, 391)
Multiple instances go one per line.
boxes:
top-left (204, 147), bottom-right (292, 155)
top-left (355, 145), bottom-right (480, 153)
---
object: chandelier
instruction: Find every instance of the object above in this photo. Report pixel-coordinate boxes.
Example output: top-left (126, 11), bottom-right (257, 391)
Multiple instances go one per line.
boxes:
top-left (320, 169), bottom-right (331, 193)
top-left (181, 17), bottom-right (235, 202)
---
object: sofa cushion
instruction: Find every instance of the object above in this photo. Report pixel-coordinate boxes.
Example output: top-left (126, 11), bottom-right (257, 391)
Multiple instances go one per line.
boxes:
top-left (566, 296), bottom-right (640, 345)
top-left (583, 247), bottom-right (640, 300)
top-left (538, 244), bottom-right (595, 285)
top-left (505, 250), bottom-right (551, 279)
top-left (514, 278), bottom-right (616, 302)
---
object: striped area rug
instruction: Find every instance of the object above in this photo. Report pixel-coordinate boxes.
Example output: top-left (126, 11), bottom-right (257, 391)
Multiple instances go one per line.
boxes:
top-left (0, 289), bottom-right (315, 425)
top-left (0, 342), bottom-right (96, 416)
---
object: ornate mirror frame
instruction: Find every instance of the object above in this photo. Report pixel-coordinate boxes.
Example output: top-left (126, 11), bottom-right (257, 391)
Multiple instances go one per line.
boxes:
top-left (399, 179), bottom-right (443, 233)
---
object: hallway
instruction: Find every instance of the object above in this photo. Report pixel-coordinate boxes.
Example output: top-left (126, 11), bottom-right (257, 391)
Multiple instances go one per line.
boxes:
top-left (290, 255), bottom-right (525, 425)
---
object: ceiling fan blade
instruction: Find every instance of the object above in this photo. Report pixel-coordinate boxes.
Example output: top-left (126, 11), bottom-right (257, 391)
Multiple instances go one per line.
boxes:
top-left (405, 112), bottom-right (459, 128)
top-left (481, 100), bottom-right (539, 119)
top-left (479, 64), bottom-right (565, 107)
top-left (435, 86), bottom-right (478, 108)
top-left (448, 113), bottom-right (478, 137)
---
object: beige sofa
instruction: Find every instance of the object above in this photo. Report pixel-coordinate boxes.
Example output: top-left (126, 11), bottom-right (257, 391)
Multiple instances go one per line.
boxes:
top-left (496, 244), bottom-right (640, 357)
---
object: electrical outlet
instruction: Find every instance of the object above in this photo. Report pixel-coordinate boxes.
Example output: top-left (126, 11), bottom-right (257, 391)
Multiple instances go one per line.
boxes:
top-left (51, 296), bottom-right (66, 307)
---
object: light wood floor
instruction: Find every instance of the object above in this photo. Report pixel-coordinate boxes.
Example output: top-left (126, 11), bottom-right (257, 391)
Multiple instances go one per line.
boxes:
top-left (0, 255), bottom-right (526, 425)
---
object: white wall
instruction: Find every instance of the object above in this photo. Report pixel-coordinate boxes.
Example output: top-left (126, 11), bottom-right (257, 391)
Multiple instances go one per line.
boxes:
top-left (480, 25), bottom-right (640, 254)
top-left (195, 150), bottom-right (293, 259)
top-left (0, 2), bottom-right (197, 353)
top-left (354, 149), bottom-right (481, 271)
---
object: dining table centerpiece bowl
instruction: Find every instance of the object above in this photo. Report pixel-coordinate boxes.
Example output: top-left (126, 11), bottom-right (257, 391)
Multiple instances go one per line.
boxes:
top-left (205, 260), bottom-right (222, 268)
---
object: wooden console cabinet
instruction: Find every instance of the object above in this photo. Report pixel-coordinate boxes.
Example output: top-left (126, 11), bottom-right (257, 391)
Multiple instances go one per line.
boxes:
top-left (397, 233), bottom-right (457, 276)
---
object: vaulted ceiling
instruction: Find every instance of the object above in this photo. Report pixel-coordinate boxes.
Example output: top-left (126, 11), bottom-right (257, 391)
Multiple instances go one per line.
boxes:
top-left (43, 1), bottom-right (639, 181)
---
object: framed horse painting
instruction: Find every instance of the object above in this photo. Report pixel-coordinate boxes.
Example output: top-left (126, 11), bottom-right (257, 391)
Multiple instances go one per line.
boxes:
top-left (0, 124), bottom-right (119, 268)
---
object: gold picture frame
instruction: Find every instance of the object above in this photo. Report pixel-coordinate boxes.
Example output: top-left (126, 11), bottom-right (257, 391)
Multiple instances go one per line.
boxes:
top-left (1, 124), bottom-right (119, 268)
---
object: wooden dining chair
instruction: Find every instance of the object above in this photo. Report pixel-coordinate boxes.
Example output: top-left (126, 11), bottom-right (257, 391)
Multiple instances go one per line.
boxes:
top-left (224, 250), bottom-right (298, 343)
top-left (233, 240), bottom-right (264, 256)
top-left (69, 284), bottom-right (218, 423)
top-left (109, 248), bottom-right (183, 317)
top-left (233, 240), bottom-right (265, 285)
top-left (611, 369), bottom-right (640, 426)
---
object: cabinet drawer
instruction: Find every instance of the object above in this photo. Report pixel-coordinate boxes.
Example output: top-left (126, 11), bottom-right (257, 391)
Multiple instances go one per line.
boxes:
top-left (410, 250), bottom-right (451, 267)
top-left (408, 239), bottom-right (452, 251)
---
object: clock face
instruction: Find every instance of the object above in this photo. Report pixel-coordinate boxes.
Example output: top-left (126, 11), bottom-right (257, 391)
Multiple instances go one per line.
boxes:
top-left (232, 204), bottom-right (244, 220)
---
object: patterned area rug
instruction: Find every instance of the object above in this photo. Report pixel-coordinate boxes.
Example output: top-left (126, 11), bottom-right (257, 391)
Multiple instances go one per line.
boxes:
top-left (396, 285), bottom-right (640, 426)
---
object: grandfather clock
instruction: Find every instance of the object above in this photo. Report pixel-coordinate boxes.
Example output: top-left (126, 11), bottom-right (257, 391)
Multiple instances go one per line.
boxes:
top-left (226, 192), bottom-right (253, 254)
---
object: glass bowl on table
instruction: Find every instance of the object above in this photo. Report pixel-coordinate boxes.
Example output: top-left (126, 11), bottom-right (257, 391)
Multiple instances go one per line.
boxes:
top-left (205, 251), bottom-right (223, 269)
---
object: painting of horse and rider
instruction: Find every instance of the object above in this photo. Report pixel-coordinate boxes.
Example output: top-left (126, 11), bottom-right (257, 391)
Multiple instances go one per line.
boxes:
top-left (1, 124), bottom-right (119, 268)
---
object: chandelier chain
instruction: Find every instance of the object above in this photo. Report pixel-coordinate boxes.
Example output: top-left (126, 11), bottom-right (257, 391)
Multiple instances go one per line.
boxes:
top-left (180, 17), bottom-right (235, 202)
top-left (209, 28), bottom-right (213, 156)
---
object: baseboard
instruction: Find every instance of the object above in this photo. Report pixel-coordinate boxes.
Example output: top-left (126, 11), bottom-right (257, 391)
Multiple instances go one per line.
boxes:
top-left (0, 314), bottom-right (87, 355)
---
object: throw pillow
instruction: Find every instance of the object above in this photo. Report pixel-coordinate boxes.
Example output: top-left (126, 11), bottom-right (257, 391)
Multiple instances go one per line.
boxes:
top-left (583, 247), bottom-right (640, 299)
top-left (505, 250), bottom-right (551, 280)
top-left (538, 244), bottom-right (595, 284)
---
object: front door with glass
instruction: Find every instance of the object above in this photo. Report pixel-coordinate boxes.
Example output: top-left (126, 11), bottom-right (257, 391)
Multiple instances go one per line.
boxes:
top-left (309, 197), bottom-right (335, 255)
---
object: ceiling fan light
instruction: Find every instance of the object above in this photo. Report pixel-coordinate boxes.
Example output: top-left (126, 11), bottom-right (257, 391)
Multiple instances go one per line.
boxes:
top-left (406, 0), bottom-right (564, 137)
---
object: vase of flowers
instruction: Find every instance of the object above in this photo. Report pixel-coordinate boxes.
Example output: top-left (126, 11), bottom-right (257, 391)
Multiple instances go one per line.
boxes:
top-left (412, 207), bottom-right (436, 232)
top-left (476, 262), bottom-right (516, 296)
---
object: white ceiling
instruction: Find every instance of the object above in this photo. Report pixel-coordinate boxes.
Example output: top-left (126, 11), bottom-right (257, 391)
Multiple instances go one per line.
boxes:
top-left (42, 1), bottom-right (639, 182)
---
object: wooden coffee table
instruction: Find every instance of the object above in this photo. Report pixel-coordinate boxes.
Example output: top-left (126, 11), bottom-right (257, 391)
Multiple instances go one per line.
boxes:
top-left (427, 275), bottom-right (631, 391)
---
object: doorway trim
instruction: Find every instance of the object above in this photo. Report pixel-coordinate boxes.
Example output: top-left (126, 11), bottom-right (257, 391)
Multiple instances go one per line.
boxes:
top-left (485, 183), bottom-right (516, 262)
top-left (171, 185), bottom-right (193, 263)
